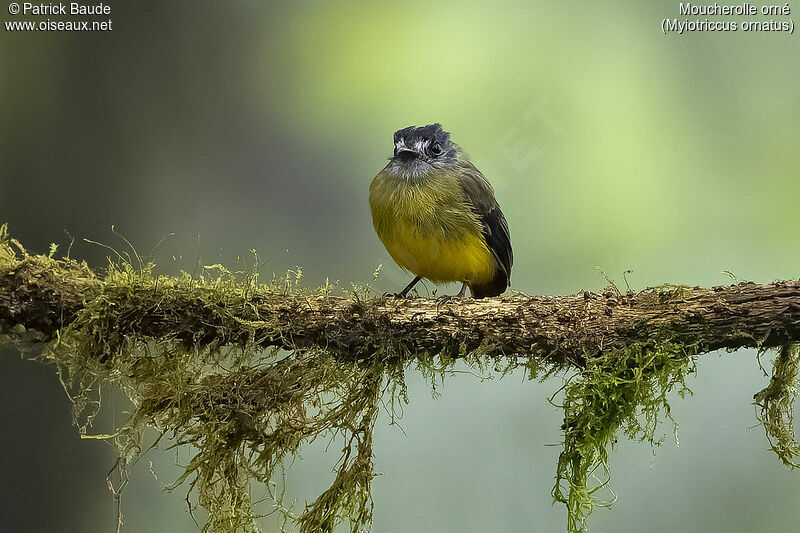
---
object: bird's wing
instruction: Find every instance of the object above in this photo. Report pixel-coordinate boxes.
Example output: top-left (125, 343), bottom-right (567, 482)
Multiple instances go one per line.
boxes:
top-left (457, 161), bottom-right (513, 279)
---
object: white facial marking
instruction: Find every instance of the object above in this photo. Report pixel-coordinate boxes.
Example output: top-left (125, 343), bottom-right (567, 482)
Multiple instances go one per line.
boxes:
top-left (395, 138), bottom-right (431, 153)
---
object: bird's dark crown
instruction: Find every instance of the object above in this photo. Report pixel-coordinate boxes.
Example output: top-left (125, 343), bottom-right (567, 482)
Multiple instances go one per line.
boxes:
top-left (391, 123), bottom-right (458, 162)
top-left (393, 123), bottom-right (451, 147)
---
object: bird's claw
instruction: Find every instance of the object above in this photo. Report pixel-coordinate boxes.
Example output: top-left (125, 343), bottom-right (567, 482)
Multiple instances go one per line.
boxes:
top-left (435, 294), bottom-right (464, 304)
top-left (382, 291), bottom-right (411, 300)
top-left (435, 293), bottom-right (468, 311)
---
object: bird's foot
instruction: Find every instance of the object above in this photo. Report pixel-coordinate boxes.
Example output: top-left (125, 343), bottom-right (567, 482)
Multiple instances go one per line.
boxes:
top-left (383, 276), bottom-right (422, 300)
top-left (382, 291), bottom-right (413, 300)
top-left (434, 283), bottom-right (469, 310)
top-left (435, 293), bottom-right (467, 304)
top-left (435, 292), bottom-right (469, 312)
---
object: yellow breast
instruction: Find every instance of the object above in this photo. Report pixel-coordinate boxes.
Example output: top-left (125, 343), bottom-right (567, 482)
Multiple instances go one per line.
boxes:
top-left (382, 229), bottom-right (495, 284)
top-left (369, 168), bottom-right (495, 285)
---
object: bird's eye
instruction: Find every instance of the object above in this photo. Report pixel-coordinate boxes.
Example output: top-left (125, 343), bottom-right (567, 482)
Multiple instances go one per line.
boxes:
top-left (429, 141), bottom-right (442, 156)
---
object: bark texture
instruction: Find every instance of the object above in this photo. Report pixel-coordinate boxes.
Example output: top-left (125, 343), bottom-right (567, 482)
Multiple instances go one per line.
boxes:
top-left (3, 246), bottom-right (800, 365)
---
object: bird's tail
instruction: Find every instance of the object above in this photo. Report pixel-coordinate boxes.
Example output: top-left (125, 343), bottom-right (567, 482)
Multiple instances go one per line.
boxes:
top-left (469, 269), bottom-right (509, 298)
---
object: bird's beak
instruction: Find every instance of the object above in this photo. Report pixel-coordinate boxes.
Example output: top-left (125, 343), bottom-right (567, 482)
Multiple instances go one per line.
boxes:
top-left (395, 147), bottom-right (420, 162)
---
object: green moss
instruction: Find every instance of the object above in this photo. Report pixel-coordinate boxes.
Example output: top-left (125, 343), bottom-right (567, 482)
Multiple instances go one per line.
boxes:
top-left (552, 340), bottom-right (696, 533)
top-left (754, 344), bottom-right (800, 467)
top-left (637, 283), bottom-right (693, 306)
top-left (52, 264), bottom-right (390, 532)
top-left (0, 224), bottom-right (386, 532)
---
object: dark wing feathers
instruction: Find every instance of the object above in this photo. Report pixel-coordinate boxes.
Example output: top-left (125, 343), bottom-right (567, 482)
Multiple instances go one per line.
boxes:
top-left (481, 205), bottom-right (513, 279)
top-left (457, 162), bottom-right (513, 296)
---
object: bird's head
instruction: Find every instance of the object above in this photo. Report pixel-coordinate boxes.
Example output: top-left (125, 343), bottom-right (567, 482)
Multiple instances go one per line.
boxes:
top-left (385, 123), bottom-right (460, 178)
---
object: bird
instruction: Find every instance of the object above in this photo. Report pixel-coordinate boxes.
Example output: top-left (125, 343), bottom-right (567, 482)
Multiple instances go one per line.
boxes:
top-left (369, 123), bottom-right (512, 299)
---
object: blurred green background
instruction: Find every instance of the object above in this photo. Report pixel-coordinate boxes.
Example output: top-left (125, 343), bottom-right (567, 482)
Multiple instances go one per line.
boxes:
top-left (2, 1), bottom-right (800, 531)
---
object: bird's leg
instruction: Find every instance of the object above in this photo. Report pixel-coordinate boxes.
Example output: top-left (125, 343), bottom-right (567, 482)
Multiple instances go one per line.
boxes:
top-left (398, 276), bottom-right (423, 297)
top-left (455, 282), bottom-right (468, 298)
top-left (384, 275), bottom-right (422, 299)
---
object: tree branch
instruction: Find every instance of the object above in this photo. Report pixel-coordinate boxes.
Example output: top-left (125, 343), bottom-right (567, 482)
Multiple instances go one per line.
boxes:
top-left (2, 238), bottom-right (800, 364)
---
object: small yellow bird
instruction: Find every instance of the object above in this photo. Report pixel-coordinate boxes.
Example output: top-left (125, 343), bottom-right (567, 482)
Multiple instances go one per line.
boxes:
top-left (369, 123), bottom-right (512, 299)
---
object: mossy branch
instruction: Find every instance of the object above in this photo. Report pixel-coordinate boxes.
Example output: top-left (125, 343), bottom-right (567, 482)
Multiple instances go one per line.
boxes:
top-left (3, 232), bottom-right (800, 365)
top-left (1, 224), bottom-right (799, 533)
